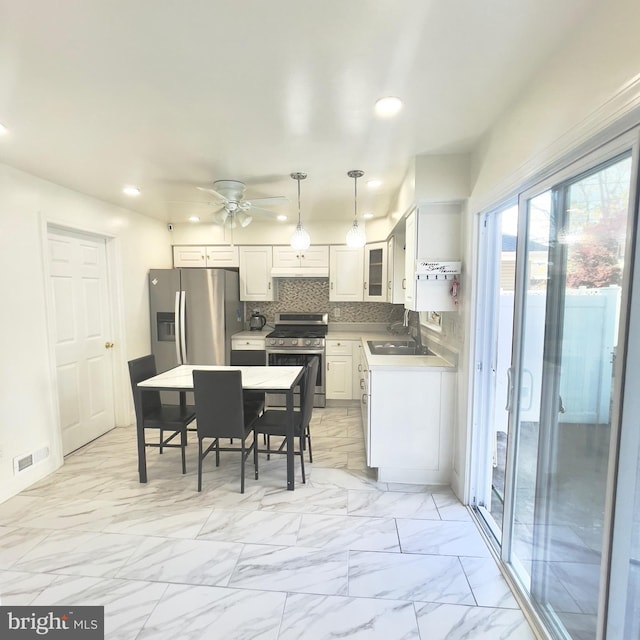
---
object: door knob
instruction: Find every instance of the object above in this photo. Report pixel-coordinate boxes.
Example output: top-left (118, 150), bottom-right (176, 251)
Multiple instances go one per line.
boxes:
top-left (104, 341), bottom-right (115, 349)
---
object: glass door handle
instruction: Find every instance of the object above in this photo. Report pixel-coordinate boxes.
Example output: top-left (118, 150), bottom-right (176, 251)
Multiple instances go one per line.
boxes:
top-left (505, 367), bottom-right (513, 411)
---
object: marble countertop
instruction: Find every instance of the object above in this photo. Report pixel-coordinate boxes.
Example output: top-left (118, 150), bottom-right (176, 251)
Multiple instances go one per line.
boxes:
top-left (138, 364), bottom-right (304, 390)
top-left (231, 327), bottom-right (455, 370)
top-left (231, 330), bottom-right (270, 340)
top-left (326, 330), bottom-right (455, 370)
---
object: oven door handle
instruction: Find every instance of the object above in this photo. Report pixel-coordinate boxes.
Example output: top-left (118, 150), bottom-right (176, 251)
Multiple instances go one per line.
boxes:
top-left (267, 349), bottom-right (325, 356)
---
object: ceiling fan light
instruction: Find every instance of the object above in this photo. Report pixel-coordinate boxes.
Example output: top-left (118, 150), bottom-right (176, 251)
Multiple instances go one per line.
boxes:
top-left (236, 211), bottom-right (252, 227)
top-left (213, 210), bottom-right (228, 225)
top-left (346, 220), bottom-right (366, 248)
top-left (290, 223), bottom-right (311, 250)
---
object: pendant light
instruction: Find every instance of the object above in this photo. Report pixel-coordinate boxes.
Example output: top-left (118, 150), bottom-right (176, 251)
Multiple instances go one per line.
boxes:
top-left (346, 169), bottom-right (366, 248)
top-left (290, 171), bottom-right (311, 250)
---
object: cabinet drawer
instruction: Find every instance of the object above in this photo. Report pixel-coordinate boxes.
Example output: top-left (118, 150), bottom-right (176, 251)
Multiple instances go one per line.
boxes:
top-left (326, 339), bottom-right (355, 356)
top-left (231, 337), bottom-right (265, 350)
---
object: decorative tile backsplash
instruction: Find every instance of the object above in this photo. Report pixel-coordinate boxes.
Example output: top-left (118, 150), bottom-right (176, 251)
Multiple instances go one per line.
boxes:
top-left (244, 278), bottom-right (405, 324)
top-left (244, 277), bottom-right (462, 361)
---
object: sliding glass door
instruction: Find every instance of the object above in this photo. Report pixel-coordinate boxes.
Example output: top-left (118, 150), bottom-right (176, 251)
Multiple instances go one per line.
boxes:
top-left (507, 152), bottom-right (633, 639)
top-left (473, 134), bottom-right (638, 640)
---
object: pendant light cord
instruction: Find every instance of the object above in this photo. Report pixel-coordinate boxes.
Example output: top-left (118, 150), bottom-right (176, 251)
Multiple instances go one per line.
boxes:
top-left (353, 174), bottom-right (358, 223)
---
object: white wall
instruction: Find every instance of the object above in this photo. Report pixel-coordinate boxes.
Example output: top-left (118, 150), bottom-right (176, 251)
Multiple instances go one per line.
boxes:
top-left (0, 163), bottom-right (171, 503)
top-left (169, 216), bottom-right (392, 246)
top-left (454, 0), bottom-right (640, 498)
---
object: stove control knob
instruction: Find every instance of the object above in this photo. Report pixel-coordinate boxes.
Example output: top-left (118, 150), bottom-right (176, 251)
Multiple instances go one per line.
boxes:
top-left (268, 338), bottom-right (276, 346)
top-left (304, 339), bottom-right (311, 346)
top-left (278, 339), bottom-right (285, 346)
top-left (291, 339), bottom-right (298, 346)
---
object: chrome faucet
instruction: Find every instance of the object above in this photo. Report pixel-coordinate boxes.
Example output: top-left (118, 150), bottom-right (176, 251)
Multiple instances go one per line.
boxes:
top-left (387, 320), bottom-right (409, 335)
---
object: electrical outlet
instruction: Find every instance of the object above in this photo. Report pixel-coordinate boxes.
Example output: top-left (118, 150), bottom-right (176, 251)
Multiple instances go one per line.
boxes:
top-left (333, 307), bottom-right (341, 319)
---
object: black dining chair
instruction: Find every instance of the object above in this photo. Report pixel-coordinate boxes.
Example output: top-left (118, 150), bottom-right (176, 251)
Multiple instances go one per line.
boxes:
top-left (128, 355), bottom-right (196, 475)
top-left (192, 369), bottom-right (260, 493)
top-left (253, 356), bottom-right (318, 484)
top-left (230, 349), bottom-right (266, 417)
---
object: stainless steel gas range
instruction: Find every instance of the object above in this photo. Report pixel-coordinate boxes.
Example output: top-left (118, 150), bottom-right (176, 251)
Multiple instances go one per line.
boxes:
top-left (265, 312), bottom-right (328, 408)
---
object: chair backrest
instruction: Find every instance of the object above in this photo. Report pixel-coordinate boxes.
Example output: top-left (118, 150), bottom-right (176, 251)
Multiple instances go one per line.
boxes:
top-left (192, 369), bottom-right (246, 439)
top-left (300, 356), bottom-right (319, 428)
top-left (128, 355), bottom-right (161, 415)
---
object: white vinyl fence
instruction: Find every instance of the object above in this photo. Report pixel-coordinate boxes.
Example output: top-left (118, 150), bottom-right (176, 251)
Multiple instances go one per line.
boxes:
top-left (494, 286), bottom-right (619, 433)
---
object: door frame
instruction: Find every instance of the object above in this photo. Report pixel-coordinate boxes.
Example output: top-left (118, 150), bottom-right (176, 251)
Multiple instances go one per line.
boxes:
top-left (41, 216), bottom-right (129, 463)
top-left (469, 200), bottom-right (517, 543)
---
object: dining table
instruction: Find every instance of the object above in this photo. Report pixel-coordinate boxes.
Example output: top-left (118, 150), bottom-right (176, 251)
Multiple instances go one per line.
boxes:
top-left (136, 364), bottom-right (306, 490)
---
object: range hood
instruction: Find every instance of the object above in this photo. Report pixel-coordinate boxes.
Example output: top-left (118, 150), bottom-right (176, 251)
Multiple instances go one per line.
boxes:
top-left (271, 266), bottom-right (329, 278)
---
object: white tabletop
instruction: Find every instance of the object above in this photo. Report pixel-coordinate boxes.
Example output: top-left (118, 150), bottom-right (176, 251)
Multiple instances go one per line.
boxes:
top-left (138, 364), bottom-right (304, 392)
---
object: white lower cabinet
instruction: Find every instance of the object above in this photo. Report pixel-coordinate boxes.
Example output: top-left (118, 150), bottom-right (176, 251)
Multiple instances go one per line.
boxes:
top-left (231, 336), bottom-right (266, 351)
top-left (325, 339), bottom-right (354, 400)
top-left (359, 346), bottom-right (371, 464)
top-left (363, 349), bottom-right (455, 484)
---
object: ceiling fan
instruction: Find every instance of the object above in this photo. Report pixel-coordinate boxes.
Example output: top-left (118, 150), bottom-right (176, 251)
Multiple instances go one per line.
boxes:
top-left (192, 180), bottom-right (288, 227)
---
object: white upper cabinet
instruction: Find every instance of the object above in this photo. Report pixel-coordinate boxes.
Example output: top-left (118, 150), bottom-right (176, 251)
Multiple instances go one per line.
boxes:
top-left (387, 234), bottom-right (406, 304)
top-left (205, 245), bottom-right (239, 267)
top-left (238, 246), bottom-right (277, 301)
top-left (271, 245), bottom-right (329, 276)
top-left (329, 246), bottom-right (364, 301)
top-left (404, 204), bottom-right (460, 311)
top-left (173, 245), bottom-right (239, 268)
top-left (363, 242), bottom-right (388, 302)
top-left (173, 245), bottom-right (206, 267)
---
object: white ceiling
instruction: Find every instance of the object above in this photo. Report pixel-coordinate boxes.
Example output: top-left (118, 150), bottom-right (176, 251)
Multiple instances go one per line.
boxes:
top-left (0, 0), bottom-right (596, 225)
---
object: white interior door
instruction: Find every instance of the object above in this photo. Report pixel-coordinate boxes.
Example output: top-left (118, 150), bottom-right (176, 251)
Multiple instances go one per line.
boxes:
top-left (48, 227), bottom-right (115, 454)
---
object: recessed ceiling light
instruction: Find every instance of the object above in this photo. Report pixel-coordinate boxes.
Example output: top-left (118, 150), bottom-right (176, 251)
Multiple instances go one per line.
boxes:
top-left (374, 96), bottom-right (403, 117)
top-left (367, 180), bottom-right (382, 189)
top-left (122, 185), bottom-right (140, 196)
top-left (0, 123), bottom-right (8, 135)
top-left (277, 215), bottom-right (288, 222)
top-left (188, 216), bottom-right (200, 222)
top-left (363, 212), bottom-right (374, 219)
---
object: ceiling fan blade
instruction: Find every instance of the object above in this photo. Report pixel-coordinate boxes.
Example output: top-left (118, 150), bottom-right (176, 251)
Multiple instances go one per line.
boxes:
top-left (167, 200), bottom-right (220, 205)
top-left (246, 196), bottom-right (288, 207)
top-left (196, 186), bottom-right (228, 202)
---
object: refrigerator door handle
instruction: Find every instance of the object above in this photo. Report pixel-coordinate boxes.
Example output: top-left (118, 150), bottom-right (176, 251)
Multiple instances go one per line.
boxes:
top-left (174, 291), bottom-right (183, 365)
top-left (179, 290), bottom-right (187, 364)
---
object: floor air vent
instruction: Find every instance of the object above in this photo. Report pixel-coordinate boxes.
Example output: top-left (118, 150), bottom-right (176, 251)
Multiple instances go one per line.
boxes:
top-left (13, 446), bottom-right (50, 475)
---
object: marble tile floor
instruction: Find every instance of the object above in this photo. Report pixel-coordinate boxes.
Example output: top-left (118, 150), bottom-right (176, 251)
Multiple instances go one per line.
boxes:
top-left (0, 404), bottom-right (537, 640)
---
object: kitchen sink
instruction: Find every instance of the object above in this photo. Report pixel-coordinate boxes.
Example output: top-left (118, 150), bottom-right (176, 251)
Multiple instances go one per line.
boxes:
top-left (367, 340), bottom-right (434, 356)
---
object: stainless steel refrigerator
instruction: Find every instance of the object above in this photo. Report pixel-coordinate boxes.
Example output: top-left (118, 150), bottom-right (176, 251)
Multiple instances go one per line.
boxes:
top-left (149, 268), bottom-right (242, 373)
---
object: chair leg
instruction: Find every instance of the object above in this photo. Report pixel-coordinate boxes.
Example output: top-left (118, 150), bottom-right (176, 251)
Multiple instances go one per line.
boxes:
top-left (253, 433), bottom-right (259, 480)
top-left (159, 428), bottom-right (164, 454)
top-left (306, 425), bottom-right (313, 463)
top-left (181, 429), bottom-right (187, 474)
top-left (299, 435), bottom-right (306, 484)
top-left (197, 438), bottom-right (203, 492)
top-left (240, 442), bottom-right (245, 494)
top-left (215, 439), bottom-right (220, 467)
